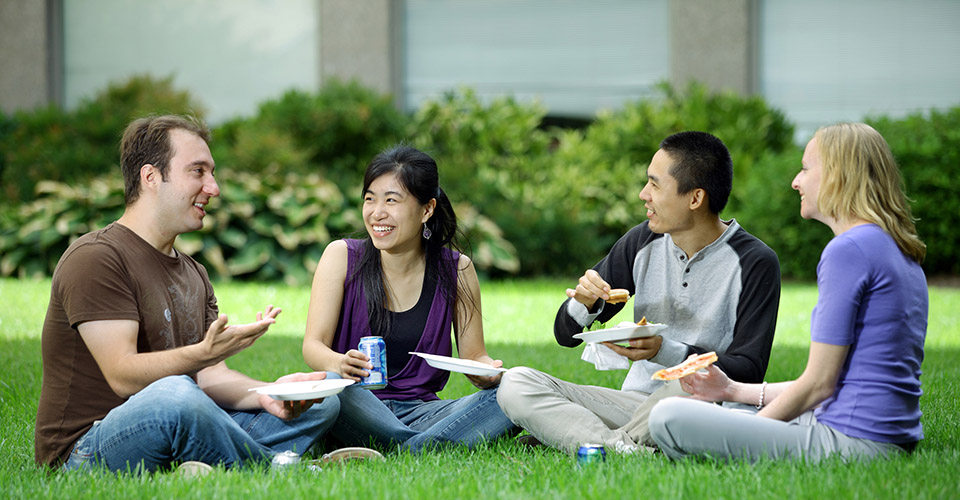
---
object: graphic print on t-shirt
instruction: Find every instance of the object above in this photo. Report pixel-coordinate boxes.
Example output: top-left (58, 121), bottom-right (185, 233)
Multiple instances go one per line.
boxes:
top-left (158, 282), bottom-right (204, 349)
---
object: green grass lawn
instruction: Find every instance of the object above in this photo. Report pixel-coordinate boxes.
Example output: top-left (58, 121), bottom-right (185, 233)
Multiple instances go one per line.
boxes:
top-left (1, 277), bottom-right (958, 499)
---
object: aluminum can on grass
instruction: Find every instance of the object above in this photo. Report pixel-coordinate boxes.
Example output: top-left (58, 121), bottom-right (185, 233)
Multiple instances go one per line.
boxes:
top-left (358, 336), bottom-right (387, 390)
top-left (576, 444), bottom-right (606, 466)
top-left (271, 450), bottom-right (301, 469)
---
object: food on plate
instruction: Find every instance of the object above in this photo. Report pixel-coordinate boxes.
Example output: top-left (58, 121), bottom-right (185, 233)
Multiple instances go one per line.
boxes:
top-left (606, 289), bottom-right (630, 304)
top-left (651, 351), bottom-right (718, 380)
top-left (637, 316), bottom-right (648, 326)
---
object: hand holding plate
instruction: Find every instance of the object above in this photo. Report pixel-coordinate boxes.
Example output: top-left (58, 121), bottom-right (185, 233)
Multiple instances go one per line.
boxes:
top-left (257, 371), bottom-right (328, 420)
top-left (603, 335), bottom-right (662, 361)
top-left (465, 359), bottom-right (504, 389)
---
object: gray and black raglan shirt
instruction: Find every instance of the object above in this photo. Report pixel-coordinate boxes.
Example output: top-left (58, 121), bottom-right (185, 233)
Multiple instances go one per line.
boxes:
top-left (555, 219), bottom-right (781, 394)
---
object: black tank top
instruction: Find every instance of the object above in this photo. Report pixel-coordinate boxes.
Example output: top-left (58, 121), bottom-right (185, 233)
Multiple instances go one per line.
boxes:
top-left (386, 270), bottom-right (437, 377)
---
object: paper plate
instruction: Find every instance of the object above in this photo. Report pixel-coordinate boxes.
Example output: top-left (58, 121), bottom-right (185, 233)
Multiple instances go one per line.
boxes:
top-left (573, 321), bottom-right (667, 344)
top-left (250, 379), bottom-right (355, 401)
top-left (410, 352), bottom-right (507, 377)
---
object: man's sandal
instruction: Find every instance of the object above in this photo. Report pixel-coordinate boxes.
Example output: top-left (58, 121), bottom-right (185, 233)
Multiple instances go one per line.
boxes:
top-left (319, 447), bottom-right (385, 463)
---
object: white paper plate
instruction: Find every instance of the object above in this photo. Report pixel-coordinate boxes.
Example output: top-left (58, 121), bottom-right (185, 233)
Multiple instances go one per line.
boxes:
top-left (410, 352), bottom-right (507, 377)
top-left (573, 321), bottom-right (667, 344)
top-left (249, 379), bottom-right (355, 401)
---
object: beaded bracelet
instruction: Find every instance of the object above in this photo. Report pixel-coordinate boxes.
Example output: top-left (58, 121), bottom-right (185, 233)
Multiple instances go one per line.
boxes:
top-left (756, 381), bottom-right (768, 410)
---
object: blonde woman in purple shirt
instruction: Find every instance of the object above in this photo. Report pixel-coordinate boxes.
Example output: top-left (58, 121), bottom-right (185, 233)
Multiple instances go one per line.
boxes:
top-left (649, 123), bottom-right (928, 462)
top-left (302, 145), bottom-right (516, 453)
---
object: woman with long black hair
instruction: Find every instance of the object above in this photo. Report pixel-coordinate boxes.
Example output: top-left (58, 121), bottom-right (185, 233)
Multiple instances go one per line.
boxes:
top-left (303, 145), bottom-right (516, 452)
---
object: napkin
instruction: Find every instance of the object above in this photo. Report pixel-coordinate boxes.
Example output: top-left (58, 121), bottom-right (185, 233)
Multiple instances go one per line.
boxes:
top-left (581, 342), bottom-right (630, 370)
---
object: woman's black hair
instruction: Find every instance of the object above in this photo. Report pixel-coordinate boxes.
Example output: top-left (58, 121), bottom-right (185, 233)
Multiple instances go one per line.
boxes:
top-left (353, 145), bottom-right (470, 339)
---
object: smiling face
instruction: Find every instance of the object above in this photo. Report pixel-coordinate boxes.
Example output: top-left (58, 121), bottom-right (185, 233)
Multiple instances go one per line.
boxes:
top-left (155, 128), bottom-right (219, 235)
top-left (363, 172), bottom-right (434, 253)
top-left (793, 137), bottom-right (824, 222)
top-left (638, 149), bottom-right (695, 234)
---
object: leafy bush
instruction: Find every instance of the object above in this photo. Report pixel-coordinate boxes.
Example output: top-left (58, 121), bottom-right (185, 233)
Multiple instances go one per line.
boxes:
top-left (0, 75), bottom-right (202, 203)
top-left (731, 107), bottom-right (960, 280)
top-left (562, 81), bottom-right (795, 234)
top-left (211, 80), bottom-right (409, 191)
top-left (868, 107), bottom-right (960, 276)
top-left (410, 83), bottom-right (796, 275)
top-left (408, 89), bottom-right (593, 275)
top-left (0, 179), bottom-right (124, 278)
top-left (0, 171), bottom-right (519, 282)
top-left (726, 149), bottom-right (832, 280)
top-left (409, 88), bottom-right (554, 205)
top-left (2, 76), bottom-right (955, 280)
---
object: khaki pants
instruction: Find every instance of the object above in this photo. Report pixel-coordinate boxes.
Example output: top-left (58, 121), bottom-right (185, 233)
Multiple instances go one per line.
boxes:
top-left (496, 366), bottom-right (686, 453)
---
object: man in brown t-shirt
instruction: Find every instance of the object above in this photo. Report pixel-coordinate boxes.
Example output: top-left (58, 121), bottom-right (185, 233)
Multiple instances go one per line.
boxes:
top-left (35, 115), bottom-right (343, 473)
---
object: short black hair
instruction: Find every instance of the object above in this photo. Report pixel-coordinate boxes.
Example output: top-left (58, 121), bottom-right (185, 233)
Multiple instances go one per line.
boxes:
top-left (659, 131), bottom-right (733, 214)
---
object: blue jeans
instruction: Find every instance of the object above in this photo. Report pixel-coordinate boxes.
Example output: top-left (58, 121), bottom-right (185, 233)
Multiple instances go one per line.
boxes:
top-left (329, 374), bottom-right (517, 453)
top-left (62, 375), bottom-right (339, 473)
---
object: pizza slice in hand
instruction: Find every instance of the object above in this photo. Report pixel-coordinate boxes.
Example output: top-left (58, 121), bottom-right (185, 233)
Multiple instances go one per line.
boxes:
top-left (651, 352), bottom-right (718, 380)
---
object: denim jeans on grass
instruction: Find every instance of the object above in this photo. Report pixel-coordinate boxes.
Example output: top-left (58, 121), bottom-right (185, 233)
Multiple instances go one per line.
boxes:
top-left (328, 374), bottom-right (517, 453)
top-left (62, 375), bottom-right (339, 473)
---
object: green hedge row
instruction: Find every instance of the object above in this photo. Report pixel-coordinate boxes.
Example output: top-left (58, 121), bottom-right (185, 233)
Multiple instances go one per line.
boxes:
top-left (407, 84), bottom-right (798, 276)
top-left (1, 76), bottom-right (956, 281)
top-left (0, 75), bottom-right (201, 203)
top-left (0, 171), bottom-right (518, 283)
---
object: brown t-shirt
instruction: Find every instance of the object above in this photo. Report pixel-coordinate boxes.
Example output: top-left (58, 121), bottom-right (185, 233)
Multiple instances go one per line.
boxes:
top-left (34, 223), bottom-right (218, 467)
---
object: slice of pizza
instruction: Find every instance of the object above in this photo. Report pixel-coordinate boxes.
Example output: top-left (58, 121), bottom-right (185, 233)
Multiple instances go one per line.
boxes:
top-left (651, 351), bottom-right (718, 380)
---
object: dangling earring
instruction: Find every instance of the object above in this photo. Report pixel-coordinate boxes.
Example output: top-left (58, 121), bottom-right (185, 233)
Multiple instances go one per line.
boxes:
top-left (422, 224), bottom-right (432, 240)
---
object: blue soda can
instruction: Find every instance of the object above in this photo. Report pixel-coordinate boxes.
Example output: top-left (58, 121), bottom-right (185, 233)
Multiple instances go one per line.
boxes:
top-left (576, 444), bottom-right (606, 466)
top-left (358, 336), bottom-right (387, 390)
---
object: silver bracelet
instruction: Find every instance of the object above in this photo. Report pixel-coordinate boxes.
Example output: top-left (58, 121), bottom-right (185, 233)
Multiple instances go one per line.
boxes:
top-left (756, 381), bottom-right (768, 410)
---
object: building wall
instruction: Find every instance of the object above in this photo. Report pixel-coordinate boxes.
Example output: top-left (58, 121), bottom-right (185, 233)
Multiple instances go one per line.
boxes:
top-left (0, 0), bottom-right (751, 118)
top-left (1, 0), bottom-right (956, 135)
top-left (319, 0), bottom-right (397, 97)
top-left (0, 0), bottom-right (51, 114)
top-left (401, 0), bottom-right (671, 116)
top-left (61, 0), bottom-right (320, 124)
top-left (670, 0), bottom-right (754, 95)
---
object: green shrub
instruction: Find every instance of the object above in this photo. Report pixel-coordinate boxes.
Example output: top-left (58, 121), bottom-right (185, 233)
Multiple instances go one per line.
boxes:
top-left (211, 80), bottom-right (409, 191)
top-left (868, 107), bottom-right (960, 276)
top-left (729, 107), bottom-right (960, 280)
top-left (726, 148), bottom-right (832, 280)
top-left (0, 75), bottom-right (202, 203)
top-left (565, 81), bottom-right (795, 232)
top-left (466, 82), bottom-right (796, 274)
top-left (2, 76), bottom-right (954, 280)
top-left (406, 83), bottom-right (797, 276)
top-left (409, 88), bottom-right (553, 202)
top-left (0, 171), bottom-right (519, 282)
top-left (0, 179), bottom-right (125, 279)
top-left (409, 88), bottom-right (565, 275)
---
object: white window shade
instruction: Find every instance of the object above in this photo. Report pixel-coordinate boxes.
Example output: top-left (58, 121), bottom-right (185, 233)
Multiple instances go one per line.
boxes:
top-left (403, 0), bottom-right (670, 117)
top-left (759, 0), bottom-right (960, 142)
top-left (62, 0), bottom-right (319, 124)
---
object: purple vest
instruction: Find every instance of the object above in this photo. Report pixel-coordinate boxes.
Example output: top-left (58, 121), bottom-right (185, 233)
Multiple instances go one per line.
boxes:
top-left (332, 239), bottom-right (458, 401)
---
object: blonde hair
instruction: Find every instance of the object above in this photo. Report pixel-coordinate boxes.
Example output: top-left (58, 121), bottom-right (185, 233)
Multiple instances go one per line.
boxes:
top-left (815, 123), bottom-right (926, 264)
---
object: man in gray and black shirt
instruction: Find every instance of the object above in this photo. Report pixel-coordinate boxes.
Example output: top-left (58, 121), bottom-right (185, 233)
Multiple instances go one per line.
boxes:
top-left (497, 131), bottom-right (781, 453)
